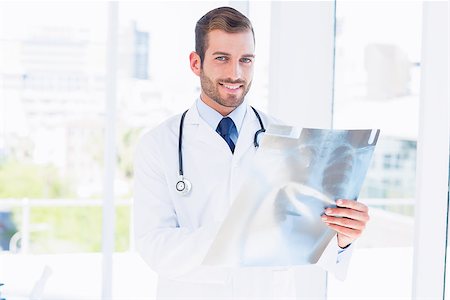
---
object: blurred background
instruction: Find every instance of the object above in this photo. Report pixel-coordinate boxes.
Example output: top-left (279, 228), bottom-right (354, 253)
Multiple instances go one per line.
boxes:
top-left (0, 1), bottom-right (447, 299)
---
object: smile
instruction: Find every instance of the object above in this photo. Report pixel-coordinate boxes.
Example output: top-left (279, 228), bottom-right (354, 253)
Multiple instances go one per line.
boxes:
top-left (220, 83), bottom-right (243, 90)
top-left (224, 84), bottom-right (240, 90)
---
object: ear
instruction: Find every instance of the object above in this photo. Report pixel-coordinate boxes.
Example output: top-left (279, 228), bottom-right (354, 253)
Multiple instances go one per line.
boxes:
top-left (189, 51), bottom-right (201, 76)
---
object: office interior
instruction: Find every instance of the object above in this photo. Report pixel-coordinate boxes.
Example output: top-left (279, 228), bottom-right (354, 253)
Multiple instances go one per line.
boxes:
top-left (0, 1), bottom-right (448, 299)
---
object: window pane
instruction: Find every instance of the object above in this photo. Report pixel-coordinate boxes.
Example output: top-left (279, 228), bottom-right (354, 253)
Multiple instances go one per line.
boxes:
top-left (329, 1), bottom-right (421, 298)
top-left (0, 2), bottom-right (107, 298)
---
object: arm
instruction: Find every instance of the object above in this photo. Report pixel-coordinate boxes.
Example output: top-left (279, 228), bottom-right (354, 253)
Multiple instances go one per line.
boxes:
top-left (133, 133), bottom-right (221, 280)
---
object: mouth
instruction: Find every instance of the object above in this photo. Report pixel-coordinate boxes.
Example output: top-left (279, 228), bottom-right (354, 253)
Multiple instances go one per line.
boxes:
top-left (219, 82), bottom-right (243, 92)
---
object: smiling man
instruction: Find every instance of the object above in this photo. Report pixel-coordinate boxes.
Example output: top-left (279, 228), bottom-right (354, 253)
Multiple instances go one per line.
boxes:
top-left (134, 6), bottom-right (370, 299)
top-left (191, 28), bottom-right (255, 115)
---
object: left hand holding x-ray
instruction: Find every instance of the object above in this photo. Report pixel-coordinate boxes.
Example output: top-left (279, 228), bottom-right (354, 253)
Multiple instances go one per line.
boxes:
top-left (321, 199), bottom-right (370, 248)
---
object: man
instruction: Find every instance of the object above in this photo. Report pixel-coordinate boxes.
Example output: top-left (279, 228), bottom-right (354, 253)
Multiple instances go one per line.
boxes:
top-left (134, 6), bottom-right (369, 299)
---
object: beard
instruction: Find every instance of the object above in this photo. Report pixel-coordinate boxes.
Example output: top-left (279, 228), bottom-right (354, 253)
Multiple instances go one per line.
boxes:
top-left (200, 69), bottom-right (252, 108)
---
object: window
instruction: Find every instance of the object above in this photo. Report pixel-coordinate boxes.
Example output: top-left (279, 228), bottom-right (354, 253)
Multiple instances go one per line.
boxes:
top-left (328, 2), bottom-right (422, 298)
top-left (0, 2), bottom-right (107, 298)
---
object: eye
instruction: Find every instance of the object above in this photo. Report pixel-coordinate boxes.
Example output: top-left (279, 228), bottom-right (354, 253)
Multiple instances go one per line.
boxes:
top-left (240, 57), bottom-right (252, 63)
top-left (215, 56), bottom-right (227, 61)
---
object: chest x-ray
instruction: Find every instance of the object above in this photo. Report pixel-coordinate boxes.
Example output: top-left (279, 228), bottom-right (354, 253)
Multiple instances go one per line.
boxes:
top-left (203, 125), bottom-right (380, 267)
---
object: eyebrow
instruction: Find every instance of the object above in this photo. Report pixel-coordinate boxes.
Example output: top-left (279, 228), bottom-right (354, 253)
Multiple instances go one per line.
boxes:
top-left (212, 51), bottom-right (255, 58)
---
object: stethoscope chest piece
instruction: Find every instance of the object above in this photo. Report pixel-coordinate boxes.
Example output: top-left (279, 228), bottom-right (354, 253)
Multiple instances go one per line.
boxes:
top-left (176, 176), bottom-right (192, 196)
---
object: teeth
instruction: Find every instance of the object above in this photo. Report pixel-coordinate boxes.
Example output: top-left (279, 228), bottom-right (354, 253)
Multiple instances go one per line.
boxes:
top-left (223, 84), bottom-right (240, 90)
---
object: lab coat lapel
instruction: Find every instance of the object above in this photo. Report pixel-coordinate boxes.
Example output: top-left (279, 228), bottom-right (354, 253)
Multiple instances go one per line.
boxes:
top-left (233, 105), bottom-right (259, 161)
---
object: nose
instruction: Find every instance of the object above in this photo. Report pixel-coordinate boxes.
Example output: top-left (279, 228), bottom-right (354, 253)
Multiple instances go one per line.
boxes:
top-left (228, 60), bottom-right (242, 81)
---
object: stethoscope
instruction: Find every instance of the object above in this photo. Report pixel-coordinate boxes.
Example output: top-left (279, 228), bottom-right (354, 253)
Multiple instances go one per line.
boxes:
top-left (176, 106), bottom-right (266, 196)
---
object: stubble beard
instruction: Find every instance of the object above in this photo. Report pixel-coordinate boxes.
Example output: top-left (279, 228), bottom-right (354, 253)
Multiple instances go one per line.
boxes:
top-left (199, 69), bottom-right (252, 109)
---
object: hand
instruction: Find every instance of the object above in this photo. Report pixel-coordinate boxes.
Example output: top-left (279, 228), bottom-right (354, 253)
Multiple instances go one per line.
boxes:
top-left (321, 199), bottom-right (370, 248)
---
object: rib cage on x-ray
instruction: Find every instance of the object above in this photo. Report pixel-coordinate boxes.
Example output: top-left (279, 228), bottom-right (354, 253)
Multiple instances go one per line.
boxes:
top-left (203, 126), bottom-right (380, 267)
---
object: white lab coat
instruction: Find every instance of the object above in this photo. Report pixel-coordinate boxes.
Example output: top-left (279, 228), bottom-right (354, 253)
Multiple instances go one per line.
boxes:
top-left (134, 102), bottom-right (353, 299)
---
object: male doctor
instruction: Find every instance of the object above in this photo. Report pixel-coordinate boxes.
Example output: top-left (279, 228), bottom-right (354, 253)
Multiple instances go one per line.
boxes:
top-left (134, 6), bottom-right (370, 299)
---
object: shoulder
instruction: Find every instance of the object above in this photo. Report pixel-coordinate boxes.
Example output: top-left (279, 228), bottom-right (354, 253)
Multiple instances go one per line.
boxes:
top-left (135, 113), bottom-right (184, 157)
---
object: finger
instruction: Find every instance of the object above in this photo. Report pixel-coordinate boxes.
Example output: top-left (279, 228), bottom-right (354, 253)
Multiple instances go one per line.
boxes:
top-left (324, 207), bottom-right (370, 222)
top-left (336, 199), bottom-right (368, 213)
top-left (321, 215), bottom-right (366, 231)
top-left (325, 223), bottom-right (362, 238)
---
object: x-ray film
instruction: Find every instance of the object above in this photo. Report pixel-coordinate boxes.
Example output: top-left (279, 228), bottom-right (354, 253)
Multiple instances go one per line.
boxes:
top-left (203, 126), bottom-right (380, 267)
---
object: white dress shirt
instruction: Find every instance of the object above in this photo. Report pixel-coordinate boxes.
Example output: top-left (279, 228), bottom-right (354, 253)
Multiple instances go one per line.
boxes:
top-left (196, 97), bottom-right (247, 145)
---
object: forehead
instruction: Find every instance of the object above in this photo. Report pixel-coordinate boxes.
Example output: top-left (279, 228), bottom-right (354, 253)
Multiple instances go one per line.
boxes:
top-left (205, 29), bottom-right (255, 55)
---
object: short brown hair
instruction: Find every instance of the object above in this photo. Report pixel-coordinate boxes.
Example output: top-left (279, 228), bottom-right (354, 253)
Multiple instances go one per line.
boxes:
top-left (195, 6), bottom-right (255, 64)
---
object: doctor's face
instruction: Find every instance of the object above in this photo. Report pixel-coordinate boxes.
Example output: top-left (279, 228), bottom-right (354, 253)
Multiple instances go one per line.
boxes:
top-left (191, 29), bottom-right (255, 115)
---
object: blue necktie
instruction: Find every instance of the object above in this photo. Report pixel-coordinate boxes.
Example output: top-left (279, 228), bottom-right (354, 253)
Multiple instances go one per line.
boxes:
top-left (216, 117), bottom-right (236, 153)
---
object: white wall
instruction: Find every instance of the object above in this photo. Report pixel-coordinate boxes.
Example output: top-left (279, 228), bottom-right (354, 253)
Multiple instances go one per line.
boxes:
top-left (412, 1), bottom-right (449, 299)
top-left (268, 1), bottom-right (335, 129)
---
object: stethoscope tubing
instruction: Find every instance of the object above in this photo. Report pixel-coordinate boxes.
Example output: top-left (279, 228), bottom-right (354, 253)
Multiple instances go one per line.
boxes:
top-left (179, 110), bottom-right (189, 177)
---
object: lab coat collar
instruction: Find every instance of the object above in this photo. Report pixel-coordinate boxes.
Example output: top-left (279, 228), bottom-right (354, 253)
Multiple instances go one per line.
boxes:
top-left (182, 101), bottom-right (259, 160)
top-left (182, 101), bottom-right (204, 125)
